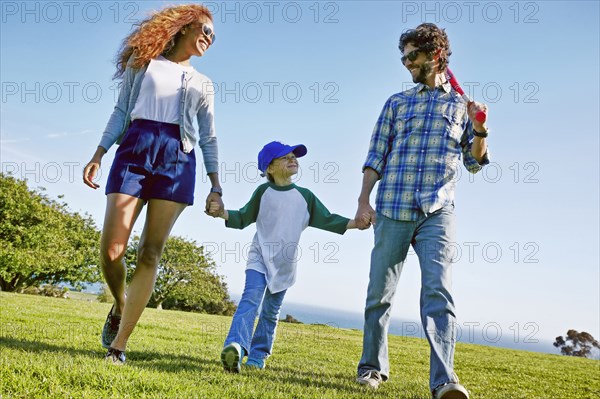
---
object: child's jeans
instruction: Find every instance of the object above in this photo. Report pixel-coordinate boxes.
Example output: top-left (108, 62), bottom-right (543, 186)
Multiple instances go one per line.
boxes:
top-left (224, 269), bottom-right (287, 366)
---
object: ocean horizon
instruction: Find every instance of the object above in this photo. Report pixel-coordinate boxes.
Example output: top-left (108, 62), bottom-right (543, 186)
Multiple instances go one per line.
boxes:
top-left (229, 295), bottom-right (561, 356)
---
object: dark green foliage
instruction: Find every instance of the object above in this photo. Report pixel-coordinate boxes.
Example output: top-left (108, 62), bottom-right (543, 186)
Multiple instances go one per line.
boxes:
top-left (554, 330), bottom-right (600, 358)
top-left (0, 173), bottom-right (101, 291)
top-left (1, 173), bottom-right (235, 316)
top-left (281, 314), bottom-right (302, 324)
top-left (125, 235), bottom-right (236, 316)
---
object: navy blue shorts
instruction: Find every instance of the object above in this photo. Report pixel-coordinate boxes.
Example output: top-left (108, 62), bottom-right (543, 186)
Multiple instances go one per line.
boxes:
top-left (106, 119), bottom-right (196, 205)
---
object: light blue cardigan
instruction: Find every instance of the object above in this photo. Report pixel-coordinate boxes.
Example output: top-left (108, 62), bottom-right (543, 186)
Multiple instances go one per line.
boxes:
top-left (98, 58), bottom-right (218, 174)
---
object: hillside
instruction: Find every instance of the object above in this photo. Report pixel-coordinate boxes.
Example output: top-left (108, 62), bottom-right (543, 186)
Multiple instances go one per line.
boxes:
top-left (0, 292), bottom-right (597, 398)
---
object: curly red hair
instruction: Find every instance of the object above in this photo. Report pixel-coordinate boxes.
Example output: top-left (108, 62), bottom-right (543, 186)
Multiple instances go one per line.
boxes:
top-left (113, 4), bottom-right (213, 79)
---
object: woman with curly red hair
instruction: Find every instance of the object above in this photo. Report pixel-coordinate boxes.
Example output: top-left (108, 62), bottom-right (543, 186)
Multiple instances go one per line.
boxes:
top-left (83, 4), bottom-right (223, 364)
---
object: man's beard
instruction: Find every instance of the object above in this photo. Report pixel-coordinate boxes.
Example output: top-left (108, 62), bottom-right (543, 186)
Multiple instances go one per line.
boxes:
top-left (412, 62), bottom-right (433, 84)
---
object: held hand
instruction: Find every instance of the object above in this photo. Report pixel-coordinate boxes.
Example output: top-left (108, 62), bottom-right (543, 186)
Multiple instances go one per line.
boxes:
top-left (361, 212), bottom-right (372, 227)
top-left (83, 159), bottom-right (101, 189)
top-left (467, 101), bottom-right (488, 132)
top-left (355, 202), bottom-right (376, 230)
top-left (206, 200), bottom-right (221, 216)
top-left (205, 192), bottom-right (224, 217)
top-left (349, 212), bottom-right (372, 230)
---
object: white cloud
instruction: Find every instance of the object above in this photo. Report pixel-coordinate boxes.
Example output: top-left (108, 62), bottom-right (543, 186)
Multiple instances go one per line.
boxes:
top-left (47, 132), bottom-right (68, 139)
top-left (47, 129), bottom-right (96, 139)
top-left (0, 138), bottom-right (31, 144)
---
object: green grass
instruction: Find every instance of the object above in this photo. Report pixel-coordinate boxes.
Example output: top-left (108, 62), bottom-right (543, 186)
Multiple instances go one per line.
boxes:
top-left (1, 292), bottom-right (598, 398)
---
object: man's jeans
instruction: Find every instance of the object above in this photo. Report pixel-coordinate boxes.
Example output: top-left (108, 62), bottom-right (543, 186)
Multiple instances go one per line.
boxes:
top-left (224, 269), bottom-right (286, 366)
top-left (358, 205), bottom-right (459, 391)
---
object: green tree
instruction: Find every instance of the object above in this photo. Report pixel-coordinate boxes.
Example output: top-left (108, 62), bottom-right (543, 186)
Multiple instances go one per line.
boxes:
top-left (125, 235), bottom-right (235, 315)
top-left (0, 173), bottom-right (101, 291)
top-left (554, 330), bottom-right (600, 358)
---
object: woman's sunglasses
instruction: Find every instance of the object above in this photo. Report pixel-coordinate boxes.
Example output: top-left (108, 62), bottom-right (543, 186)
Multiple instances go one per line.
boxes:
top-left (201, 24), bottom-right (216, 44)
top-left (401, 49), bottom-right (420, 64)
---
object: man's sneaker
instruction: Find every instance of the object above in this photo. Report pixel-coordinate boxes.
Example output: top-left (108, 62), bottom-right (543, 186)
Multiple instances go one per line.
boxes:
top-left (104, 347), bottom-right (126, 365)
top-left (221, 342), bottom-right (243, 373)
top-left (101, 305), bottom-right (121, 349)
top-left (433, 382), bottom-right (470, 399)
top-left (356, 369), bottom-right (382, 389)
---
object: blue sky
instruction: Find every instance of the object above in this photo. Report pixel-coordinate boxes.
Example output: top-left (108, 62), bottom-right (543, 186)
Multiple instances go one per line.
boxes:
top-left (2, 1), bottom-right (599, 350)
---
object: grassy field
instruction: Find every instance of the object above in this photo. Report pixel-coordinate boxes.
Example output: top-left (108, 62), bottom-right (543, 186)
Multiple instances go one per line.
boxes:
top-left (0, 292), bottom-right (598, 399)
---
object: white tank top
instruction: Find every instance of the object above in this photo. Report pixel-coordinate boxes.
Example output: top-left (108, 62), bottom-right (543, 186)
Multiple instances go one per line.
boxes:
top-left (130, 56), bottom-right (195, 124)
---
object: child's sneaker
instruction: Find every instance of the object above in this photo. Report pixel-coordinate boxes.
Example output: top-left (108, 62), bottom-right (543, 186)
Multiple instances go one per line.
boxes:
top-left (244, 358), bottom-right (265, 370)
top-left (104, 347), bottom-right (126, 365)
top-left (101, 305), bottom-right (121, 349)
top-left (221, 343), bottom-right (243, 373)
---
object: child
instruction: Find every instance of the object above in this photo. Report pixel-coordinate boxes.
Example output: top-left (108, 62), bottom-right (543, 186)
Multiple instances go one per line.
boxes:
top-left (209, 141), bottom-right (368, 372)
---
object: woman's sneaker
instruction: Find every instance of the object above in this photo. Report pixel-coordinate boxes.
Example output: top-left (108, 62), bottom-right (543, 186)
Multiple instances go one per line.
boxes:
top-left (221, 343), bottom-right (243, 373)
top-left (101, 305), bottom-right (121, 349)
top-left (104, 347), bottom-right (126, 365)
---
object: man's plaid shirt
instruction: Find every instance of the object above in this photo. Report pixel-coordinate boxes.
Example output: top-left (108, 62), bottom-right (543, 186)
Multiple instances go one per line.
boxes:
top-left (364, 82), bottom-right (490, 221)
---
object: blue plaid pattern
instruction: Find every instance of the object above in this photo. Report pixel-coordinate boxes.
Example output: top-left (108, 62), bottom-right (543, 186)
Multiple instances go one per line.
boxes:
top-left (364, 82), bottom-right (489, 221)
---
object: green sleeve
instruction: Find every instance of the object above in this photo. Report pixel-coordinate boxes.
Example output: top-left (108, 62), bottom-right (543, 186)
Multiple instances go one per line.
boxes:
top-left (225, 184), bottom-right (269, 229)
top-left (296, 187), bottom-right (349, 235)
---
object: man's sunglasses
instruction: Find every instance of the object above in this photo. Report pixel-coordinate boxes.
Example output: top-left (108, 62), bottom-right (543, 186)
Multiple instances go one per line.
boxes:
top-left (201, 24), bottom-right (216, 44)
top-left (401, 49), bottom-right (420, 64)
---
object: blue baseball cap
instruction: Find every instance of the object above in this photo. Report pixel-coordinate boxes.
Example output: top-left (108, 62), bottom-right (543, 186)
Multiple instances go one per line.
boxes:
top-left (258, 141), bottom-right (308, 174)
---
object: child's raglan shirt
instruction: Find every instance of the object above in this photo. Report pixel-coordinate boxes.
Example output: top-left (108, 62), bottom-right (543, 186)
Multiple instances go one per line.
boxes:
top-left (225, 182), bottom-right (349, 293)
